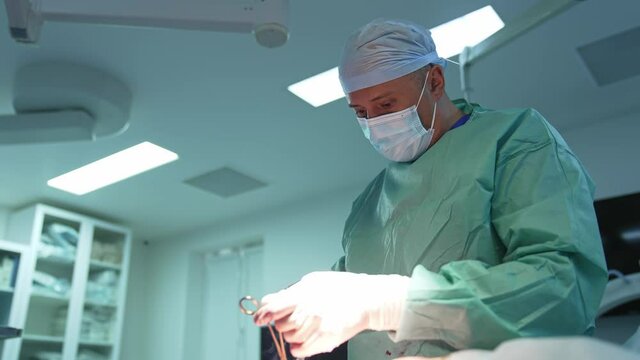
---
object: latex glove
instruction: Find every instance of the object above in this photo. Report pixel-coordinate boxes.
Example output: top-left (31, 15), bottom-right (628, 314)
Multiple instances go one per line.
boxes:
top-left (254, 271), bottom-right (410, 358)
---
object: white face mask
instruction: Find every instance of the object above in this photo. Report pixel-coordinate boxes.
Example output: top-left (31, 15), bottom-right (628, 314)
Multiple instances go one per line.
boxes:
top-left (357, 72), bottom-right (436, 162)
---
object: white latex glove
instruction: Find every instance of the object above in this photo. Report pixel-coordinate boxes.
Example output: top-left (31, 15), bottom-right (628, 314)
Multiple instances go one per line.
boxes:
top-left (253, 271), bottom-right (410, 358)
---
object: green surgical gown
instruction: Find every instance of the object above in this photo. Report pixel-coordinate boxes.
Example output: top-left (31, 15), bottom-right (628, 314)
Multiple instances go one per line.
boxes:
top-left (333, 99), bottom-right (608, 359)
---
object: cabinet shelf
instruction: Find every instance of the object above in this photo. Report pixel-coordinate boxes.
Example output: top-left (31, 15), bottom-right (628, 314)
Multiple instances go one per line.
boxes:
top-left (22, 334), bottom-right (65, 343)
top-left (79, 339), bottom-right (113, 347)
top-left (89, 260), bottom-right (121, 271)
top-left (0, 286), bottom-right (14, 294)
top-left (84, 300), bottom-right (117, 308)
top-left (37, 254), bottom-right (76, 267)
top-left (31, 291), bottom-right (70, 305)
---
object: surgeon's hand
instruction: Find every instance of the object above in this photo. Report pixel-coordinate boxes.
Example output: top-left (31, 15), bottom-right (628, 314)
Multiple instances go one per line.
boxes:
top-left (253, 271), bottom-right (410, 358)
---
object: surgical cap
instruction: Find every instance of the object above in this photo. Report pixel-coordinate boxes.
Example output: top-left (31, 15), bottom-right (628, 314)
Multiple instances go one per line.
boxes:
top-left (339, 19), bottom-right (447, 94)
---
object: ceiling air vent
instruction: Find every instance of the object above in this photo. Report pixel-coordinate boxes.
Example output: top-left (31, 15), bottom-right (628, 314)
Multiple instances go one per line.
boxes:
top-left (184, 167), bottom-right (267, 198)
top-left (577, 25), bottom-right (640, 86)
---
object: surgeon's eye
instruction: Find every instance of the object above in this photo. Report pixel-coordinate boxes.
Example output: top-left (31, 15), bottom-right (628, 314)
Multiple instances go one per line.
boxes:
top-left (378, 99), bottom-right (396, 112)
top-left (355, 109), bottom-right (367, 118)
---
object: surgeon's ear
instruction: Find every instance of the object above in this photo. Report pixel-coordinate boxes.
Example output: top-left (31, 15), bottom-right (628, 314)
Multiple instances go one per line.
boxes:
top-left (429, 65), bottom-right (445, 99)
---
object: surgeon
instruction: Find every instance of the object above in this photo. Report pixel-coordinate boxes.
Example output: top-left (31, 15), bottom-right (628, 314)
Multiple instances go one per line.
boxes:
top-left (254, 19), bottom-right (608, 360)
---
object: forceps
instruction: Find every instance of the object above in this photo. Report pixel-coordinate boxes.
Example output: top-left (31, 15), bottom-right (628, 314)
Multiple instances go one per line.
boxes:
top-left (239, 295), bottom-right (292, 360)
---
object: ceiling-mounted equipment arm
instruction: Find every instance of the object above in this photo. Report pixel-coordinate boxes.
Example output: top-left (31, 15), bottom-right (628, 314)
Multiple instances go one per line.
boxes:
top-left (0, 110), bottom-right (94, 145)
top-left (459, 0), bottom-right (586, 101)
top-left (3, 0), bottom-right (42, 43)
top-left (3, 0), bottom-right (289, 47)
top-left (0, 62), bottom-right (132, 146)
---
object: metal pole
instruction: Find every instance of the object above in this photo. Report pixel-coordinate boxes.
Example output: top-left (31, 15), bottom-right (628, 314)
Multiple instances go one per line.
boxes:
top-left (460, 0), bottom-right (586, 101)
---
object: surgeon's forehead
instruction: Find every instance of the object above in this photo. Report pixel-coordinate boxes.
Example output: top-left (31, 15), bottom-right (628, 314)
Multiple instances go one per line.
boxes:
top-left (347, 73), bottom-right (415, 106)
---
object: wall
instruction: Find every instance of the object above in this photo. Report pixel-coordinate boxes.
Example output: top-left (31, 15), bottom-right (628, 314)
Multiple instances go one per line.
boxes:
top-left (0, 206), bottom-right (9, 239)
top-left (120, 239), bottom-right (149, 360)
top-left (561, 111), bottom-right (640, 200)
top-left (122, 184), bottom-right (363, 360)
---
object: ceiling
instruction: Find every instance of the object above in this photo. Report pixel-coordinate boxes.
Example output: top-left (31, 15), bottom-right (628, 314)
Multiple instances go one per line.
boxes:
top-left (0, 0), bottom-right (638, 241)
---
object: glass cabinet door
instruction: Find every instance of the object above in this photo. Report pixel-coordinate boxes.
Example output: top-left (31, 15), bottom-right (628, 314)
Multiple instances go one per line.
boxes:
top-left (19, 215), bottom-right (81, 360)
top-left (0, 245), bottom-right (23, 355)
top-left (76, 226), bottom-right (125, 360)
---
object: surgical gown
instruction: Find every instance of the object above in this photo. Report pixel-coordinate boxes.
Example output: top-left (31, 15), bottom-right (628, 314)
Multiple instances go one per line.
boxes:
top-left (333, 99), bottom-right (608, 359)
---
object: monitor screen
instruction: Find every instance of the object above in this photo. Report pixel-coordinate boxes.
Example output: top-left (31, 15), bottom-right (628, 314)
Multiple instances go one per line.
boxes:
top-left (595, 192), bottom-right (640, 275)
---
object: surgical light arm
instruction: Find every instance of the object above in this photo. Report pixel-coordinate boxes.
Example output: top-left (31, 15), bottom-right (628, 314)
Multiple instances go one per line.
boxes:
top-left (459, 0), bottom-right (586, 101)
top-left (3, 0), bottom-right (289, 47)
top-left (3, 0), bottom-right (42, 42)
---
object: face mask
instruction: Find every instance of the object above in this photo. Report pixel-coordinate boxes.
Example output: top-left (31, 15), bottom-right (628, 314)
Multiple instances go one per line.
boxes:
top-left (357, 72), bottom-right (437, 162)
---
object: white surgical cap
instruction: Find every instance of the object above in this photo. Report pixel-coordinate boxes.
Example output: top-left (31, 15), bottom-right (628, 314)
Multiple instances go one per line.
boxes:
top-left (339, 19), bottom-right (447, 94)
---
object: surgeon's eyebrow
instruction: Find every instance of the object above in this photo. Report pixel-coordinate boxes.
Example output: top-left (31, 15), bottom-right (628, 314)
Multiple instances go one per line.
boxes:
top-left (369, 91), bottom-right (394, 103)
top-left (348, 91), bottom-right (395, 108)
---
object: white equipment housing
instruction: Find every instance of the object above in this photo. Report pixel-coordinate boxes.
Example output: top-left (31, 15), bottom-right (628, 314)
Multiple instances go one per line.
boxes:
top-left (3, 0), bottom-right (290, 48)
top-left (0, 62), bottom-right (132, 145)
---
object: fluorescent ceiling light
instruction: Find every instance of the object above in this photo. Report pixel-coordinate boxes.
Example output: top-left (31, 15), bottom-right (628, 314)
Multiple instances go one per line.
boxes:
top-left (431, 5), bottom-right (505, 59)
top-left (287, 67), bottom-right (343, 108)
top-left (288, 6), bottom-right (504, 107)
top-left (48, 141), bottom-right (179, 195)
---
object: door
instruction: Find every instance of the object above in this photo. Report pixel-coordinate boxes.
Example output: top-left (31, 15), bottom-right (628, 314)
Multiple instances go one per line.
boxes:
top-left (201, 244), bottom-right (263, 360)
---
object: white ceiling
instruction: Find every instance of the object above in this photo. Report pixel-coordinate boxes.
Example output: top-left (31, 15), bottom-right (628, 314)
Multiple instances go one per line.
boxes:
top-left (0, 0), bottom-right (638, 241)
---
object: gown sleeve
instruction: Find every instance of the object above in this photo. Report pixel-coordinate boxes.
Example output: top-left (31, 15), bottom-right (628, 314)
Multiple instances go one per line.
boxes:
top-left (389, 110), bottom-right (608, 350)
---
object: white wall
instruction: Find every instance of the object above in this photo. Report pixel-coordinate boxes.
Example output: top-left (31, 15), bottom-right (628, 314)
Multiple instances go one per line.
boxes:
top-left (0, 206), bottom-right (9, 239)
top-left (561, 111), bottom-right (640, 200)
top-left (120, 238), bottom-right (149, 360)
top-left (122, 184), bottom-right (363, 360)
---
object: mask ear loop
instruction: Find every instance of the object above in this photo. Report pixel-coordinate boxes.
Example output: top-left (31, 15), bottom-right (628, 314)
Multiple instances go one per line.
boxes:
top-left (429, 101), bottom-right (437, 131)
top-left (416, 70), bottom-right (429, 106)
top-left (417, 69), bottom-right (437, 131)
